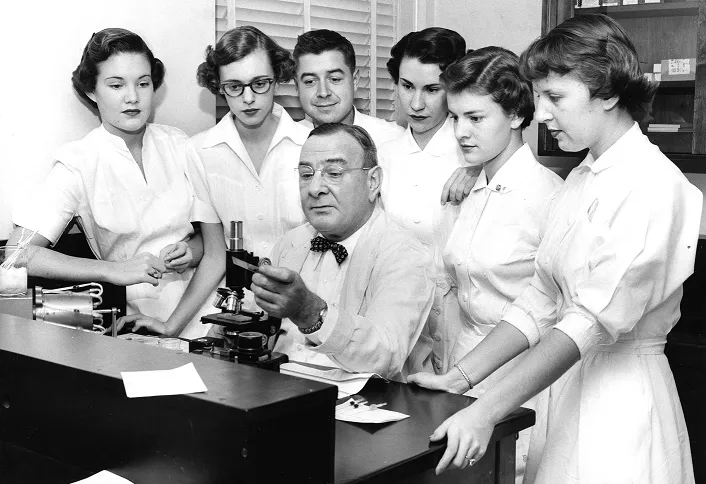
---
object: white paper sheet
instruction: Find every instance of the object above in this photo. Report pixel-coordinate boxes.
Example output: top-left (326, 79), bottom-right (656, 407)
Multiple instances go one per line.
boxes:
top-left (121, 362), bottom-right (207, 398)
top-left (335, 398), bottom-right (409, 424)
top-left (72, 471), bottom-right (134, 484)
top-left (280, 362), bottom-right (380, 398)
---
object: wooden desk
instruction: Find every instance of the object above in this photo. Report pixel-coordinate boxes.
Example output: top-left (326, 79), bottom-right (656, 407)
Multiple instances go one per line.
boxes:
top-left (0, 315), bottom-right (337, 483)
top-left (336, 378), bottom-right (533, 483)
top-left (0, 314), bottom-right (534, 483)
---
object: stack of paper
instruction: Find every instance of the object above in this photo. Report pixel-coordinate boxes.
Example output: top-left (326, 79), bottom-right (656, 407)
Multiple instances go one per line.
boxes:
top-left (280, 362), bottom-right (382, 398)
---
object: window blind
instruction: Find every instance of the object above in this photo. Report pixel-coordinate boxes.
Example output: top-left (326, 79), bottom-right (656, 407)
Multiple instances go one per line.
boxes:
top-left (214, 0), bottom-right (397, 122)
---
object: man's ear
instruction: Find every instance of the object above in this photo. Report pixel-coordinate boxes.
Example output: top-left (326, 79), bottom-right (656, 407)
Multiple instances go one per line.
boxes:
top-left (367, 165), bottom-right (382, 202)
top-left (602, 95), bottom-right (620, 111)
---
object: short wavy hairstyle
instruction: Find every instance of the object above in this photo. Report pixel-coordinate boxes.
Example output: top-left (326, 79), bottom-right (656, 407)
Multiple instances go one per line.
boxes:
top-left (520, 13), bottom-right (657, 115)
top-left (308, 123), bottom-right (378, 169)
top-left (386, 27), bottom-right (466, 83)
top-left (72, 28), bottom-right (165, 109)
top-left (293, 29), bottom-right (356, 74)
top-left (442, 46), bottom-right (534, 130)
top-left (197, 26), bottom-right (295, 96)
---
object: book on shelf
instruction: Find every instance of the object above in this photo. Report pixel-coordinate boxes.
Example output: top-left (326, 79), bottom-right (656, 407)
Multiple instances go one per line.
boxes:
top-left (647, 123), bottom-right (693, 133)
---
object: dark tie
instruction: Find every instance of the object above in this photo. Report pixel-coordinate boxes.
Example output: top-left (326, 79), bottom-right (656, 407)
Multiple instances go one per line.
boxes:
top-left (310, 236), bottom-right (348, 264)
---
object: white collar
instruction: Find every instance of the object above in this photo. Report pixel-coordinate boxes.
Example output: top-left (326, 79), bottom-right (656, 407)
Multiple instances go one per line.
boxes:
top-left (473, 143), bottom-right (536, 195)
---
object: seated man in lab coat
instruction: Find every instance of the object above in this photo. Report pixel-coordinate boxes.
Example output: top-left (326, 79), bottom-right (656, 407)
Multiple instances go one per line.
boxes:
top-left (251, 123), bottom-right (434, 381)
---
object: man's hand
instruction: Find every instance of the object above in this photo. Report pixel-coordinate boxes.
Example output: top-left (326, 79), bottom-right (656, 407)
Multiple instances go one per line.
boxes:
top-left (251, 265), bottom-right (324, 329)
top-left (441, 166), bottom-right (481, 205)
top-left (110, 253), bottom-right (166, 287)
top-left (159, 241), bottom-right (192, 274)
top-left (114, 313), bottom-right (171, 336)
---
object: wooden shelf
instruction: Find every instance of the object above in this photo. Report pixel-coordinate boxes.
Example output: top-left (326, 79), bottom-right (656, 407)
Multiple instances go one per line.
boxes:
top-left (576, 1), bottom-right (699, 18)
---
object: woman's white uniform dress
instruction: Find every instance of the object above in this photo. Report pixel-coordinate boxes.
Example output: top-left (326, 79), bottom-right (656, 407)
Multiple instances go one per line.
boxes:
top-left (503, 123), bottom-right (700, 484)
top-left (13, 123), bottom-right (214, 339)
top-left (442, 142), bottom-right (562, 479)
top-left (378, 116), bottom-right (467, 375)
top-left (187, 104), bottom-right (310, 258)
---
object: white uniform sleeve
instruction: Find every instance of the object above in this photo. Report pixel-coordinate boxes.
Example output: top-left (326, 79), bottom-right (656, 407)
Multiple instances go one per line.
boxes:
top-left (12, 161), bottom-right (81, 245)
top-left (557, 179), bottom-right (700, 356)
top-left (502, 269), bottom-right (560, 346)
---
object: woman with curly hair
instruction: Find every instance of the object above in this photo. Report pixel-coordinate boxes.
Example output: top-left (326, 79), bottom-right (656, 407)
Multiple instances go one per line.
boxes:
top-left (189, 26), bottom-right (311, 255)
top-left (412, 14), bottom-right (699, 483)
top-left (10, 28), bottom-right (214, 339)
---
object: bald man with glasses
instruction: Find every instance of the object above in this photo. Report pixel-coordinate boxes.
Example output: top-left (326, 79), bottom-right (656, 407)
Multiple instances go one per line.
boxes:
top-left (251, 123), bottom-right (434, 381)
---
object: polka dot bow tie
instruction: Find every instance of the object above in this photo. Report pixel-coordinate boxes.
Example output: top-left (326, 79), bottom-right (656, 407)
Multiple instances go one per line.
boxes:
top-left (310, 236), bottom-right (348, 264)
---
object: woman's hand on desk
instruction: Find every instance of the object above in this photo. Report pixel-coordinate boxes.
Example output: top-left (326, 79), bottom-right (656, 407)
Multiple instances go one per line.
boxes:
top-left (407, 371), bottom-right (469, 395)
top-left (115, 313), bottom-right (170, 336)
top-left (110, 253), bottom-right (166, 287)
top-left (159, 241), bottom-right (192, 274)
top-left (429, 403), bottom-right (495, 475)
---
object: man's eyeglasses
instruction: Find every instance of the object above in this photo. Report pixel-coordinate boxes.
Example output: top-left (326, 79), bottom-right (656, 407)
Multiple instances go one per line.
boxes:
top-left (296, 166), bottom-right (371, 184)
top-left (219, 78), bottom-right (275, 97)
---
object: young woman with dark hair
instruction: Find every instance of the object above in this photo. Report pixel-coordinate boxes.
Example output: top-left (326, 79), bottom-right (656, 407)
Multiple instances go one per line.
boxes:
top-left (10, 28), bottom-right (214, 339)
top-left (377, 27), bottom-right (470, 377)
top-left (411, 14), bottom-right (699, 483)
top-left (407, 46), bottom-right (562, 481)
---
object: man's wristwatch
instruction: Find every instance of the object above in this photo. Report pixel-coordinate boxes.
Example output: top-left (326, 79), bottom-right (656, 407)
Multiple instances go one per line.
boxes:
top-left (300, 301), bottom-right (328, 334)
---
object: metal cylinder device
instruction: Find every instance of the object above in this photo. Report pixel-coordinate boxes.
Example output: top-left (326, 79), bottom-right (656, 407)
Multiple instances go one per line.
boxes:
top-left (34, 291), bottom-right (95, 330)
top-left (229, 221), bottom-right (244, 251)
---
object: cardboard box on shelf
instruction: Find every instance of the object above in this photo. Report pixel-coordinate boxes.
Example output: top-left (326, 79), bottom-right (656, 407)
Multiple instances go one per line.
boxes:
top-left (661, 58), bottom-right (696, 81)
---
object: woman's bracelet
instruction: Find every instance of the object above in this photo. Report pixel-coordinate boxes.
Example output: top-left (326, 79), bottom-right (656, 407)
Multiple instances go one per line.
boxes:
top-left (454, 364), bottom-right (474, 391)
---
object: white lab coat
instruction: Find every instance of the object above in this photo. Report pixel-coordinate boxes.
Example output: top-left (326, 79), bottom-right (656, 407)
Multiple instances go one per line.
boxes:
top-left (298, 107), bottom-right (404, 148)
top-left (504, 124), bottom-right (700, 484)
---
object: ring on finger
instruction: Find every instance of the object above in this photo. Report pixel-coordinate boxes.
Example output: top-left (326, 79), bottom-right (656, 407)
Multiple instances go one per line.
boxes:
top-left (465, 455), bottom-right (476, 466)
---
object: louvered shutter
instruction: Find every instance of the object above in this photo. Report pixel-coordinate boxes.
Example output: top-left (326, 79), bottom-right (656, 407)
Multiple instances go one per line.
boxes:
top-left (215, 0), bottom-right (397, 122)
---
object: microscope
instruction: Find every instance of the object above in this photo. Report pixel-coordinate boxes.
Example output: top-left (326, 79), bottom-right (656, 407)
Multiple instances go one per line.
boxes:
top-left (199, 221), bottom-right (288, 371)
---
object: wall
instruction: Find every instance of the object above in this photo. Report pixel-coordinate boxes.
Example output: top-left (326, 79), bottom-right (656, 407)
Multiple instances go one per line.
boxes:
top-left (0, 0), bottom-right (216, 240)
